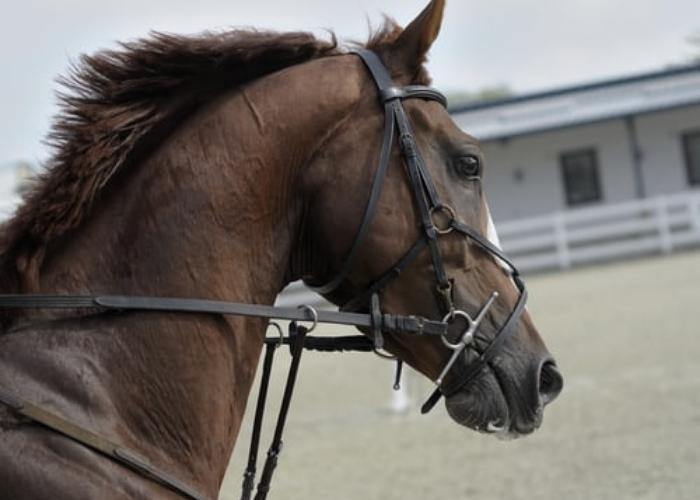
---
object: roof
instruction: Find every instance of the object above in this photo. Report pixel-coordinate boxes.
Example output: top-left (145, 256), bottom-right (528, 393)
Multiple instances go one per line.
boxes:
top-left (450, 63), bottom-right (700, 141)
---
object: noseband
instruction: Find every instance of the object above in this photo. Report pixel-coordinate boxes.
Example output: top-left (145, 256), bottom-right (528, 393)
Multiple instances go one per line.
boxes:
top-left (0, 49), bottom-right (528, 499)
top-left (308, 50), bottom-right (528, 413)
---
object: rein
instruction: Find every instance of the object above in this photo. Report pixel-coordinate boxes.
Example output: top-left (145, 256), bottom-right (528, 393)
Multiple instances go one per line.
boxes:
top-left (0, 49), bottom-right (528, 499)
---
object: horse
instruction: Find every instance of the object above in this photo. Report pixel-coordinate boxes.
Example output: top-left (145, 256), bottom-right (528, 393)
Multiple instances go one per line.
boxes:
top-left (0, 1), bottom-right (562, 498)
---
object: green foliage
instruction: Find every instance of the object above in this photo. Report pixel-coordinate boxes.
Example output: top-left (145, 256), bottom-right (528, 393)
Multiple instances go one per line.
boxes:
top-left (688, 31), bottom-right (700, 62)
top-left (445, 85), bottom-right (513, 109)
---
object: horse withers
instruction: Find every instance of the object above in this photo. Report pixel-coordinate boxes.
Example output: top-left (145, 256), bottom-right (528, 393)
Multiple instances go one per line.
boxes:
top-left (0, 1), bottom-right (562, 498)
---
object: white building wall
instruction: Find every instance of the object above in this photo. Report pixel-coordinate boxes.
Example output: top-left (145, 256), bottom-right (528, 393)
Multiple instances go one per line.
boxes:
top-left (635, 104), bottom-right (700, 196)
top-left (0, 164), bottom-right (22, 220)
top-left (475, 105), bottom-right (700, 222)
top-left (480, 120), bottom-right (637, 221)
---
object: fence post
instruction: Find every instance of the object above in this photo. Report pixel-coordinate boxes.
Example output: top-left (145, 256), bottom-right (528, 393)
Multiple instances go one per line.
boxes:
top-left (553, 213), bottom-right (571, 269)
top-left (692, 195), bottom-right (700, 236)
top-left (656, 196), bottom-right (672, 254)
top-left (389, 365), bottom-right (411, 414)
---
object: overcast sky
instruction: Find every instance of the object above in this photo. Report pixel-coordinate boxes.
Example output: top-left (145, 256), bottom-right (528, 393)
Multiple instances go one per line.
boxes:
top-left (1, 0), bottom-right (699, 166)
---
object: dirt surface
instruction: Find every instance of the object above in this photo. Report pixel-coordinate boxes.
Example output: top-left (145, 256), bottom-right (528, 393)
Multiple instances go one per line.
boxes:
top-left (220, 251), bottom-right (700, 500)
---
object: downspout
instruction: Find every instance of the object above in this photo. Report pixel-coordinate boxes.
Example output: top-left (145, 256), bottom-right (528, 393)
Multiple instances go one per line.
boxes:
top-left (624, 115), bottom-right (646, 199)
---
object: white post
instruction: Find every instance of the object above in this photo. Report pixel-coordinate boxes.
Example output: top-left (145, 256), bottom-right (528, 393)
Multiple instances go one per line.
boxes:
top-left (656, 196), bottom-right (672, 254)
top-left (553, 213), bottom-right (571, 269)
top-left (691, 195), bottom-right (700, 236)
top-left (389, 364), bottom-right (411, 414)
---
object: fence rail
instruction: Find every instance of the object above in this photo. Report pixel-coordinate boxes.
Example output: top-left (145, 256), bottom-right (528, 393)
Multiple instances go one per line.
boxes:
top-left (1, 191), bottom-right (698, 305)
top-left (498, 191), bottom-right (700, 273)
top-left (0, 200), bottom-right (18, 220)
top-left (279, 191), bottom-right (700, 305)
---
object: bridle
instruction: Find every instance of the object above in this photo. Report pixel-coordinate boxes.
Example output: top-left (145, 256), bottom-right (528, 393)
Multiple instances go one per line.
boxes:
top-left (307, 49), bottom-right (528, 413)
top-left (0, 49), bottom-right (527, 499)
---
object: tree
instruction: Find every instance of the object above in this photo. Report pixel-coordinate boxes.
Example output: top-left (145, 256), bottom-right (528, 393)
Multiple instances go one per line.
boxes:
top-left (445, 85), bottom-right (513, 109)
top-left (688, 31), bottom-right (700, 62)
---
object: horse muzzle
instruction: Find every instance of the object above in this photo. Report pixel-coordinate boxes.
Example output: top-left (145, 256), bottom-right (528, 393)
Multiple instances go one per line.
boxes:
top-left (444, 355), bottom-right (563, 438)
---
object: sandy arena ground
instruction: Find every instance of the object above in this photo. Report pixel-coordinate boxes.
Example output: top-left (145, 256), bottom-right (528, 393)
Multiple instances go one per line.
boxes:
top-left (220, 251), bottom-right (700, 500)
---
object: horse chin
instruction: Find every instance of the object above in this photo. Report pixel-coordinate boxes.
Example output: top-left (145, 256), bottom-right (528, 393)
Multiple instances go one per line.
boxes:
top-left (443, 368), bottom-right (542, 440)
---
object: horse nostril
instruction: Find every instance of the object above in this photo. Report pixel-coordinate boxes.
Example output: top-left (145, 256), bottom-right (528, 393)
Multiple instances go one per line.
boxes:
top-left (539, 360), bottom-right (563, 406)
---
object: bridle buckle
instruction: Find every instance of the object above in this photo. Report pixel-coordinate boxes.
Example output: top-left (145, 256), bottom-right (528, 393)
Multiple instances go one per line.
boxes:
top-left (436, 279), bottom-right (454, 314)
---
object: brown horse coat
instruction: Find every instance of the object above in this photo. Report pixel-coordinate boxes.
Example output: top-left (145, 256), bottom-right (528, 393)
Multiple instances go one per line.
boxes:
top-left (0, 1), bottom-right (561, 498)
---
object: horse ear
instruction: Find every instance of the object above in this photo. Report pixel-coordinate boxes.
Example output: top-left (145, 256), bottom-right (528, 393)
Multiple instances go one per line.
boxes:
top-left (391, 0), bottom-right (445, 72)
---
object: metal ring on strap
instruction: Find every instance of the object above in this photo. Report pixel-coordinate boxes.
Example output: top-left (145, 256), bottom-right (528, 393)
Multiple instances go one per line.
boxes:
top-left (296, 305), bottom-right (318, 333)
top-left (430, 204), bottom-right (456, 235)
top-left (372, 346), bottom-right (398, 361)
top-left (266, 321), bottom-right (285, 346)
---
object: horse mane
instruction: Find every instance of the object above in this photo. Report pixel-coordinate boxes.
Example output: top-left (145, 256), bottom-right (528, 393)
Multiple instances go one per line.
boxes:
top-left (0, 19), bottom-right (416, 291)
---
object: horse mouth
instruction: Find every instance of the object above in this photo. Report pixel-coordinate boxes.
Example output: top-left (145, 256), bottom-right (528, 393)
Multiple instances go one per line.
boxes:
top-left (443, 361), bottom-right (553, 439)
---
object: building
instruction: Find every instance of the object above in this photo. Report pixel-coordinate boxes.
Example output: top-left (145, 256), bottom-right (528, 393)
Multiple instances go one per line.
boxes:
top-left (2, 64), bottom-right (700, 278)
top-left (450, 63), bottom-right (700, 272)
top-left (451, 63), bottom-right (700, 222)
top-left (0, 161), bottom-right (34, 219)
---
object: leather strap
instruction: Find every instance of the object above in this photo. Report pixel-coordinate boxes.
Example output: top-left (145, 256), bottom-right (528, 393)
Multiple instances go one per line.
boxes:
top-left (341, 238), bottom-right (428, 313)
top-left (306, 49), bottom-right (449, 301)
top-left (306, 48), bottom-right (529, 413)
top-left (0, 48), bottom-right (532, 500)
top-left (351, 49), bottom-right (452, 312)
top-left (307, 101), bottom-right (396, 295)
top-left (0, 294), bottom-right (448, 337)
top-left (420, 226), bottom-right (528, 413)
top-left (253, 324), bottom-right (307, 500)
top-left (240, 341), bottom-right (278, 500)
top-left (0, 387), bottom-right (205, 500)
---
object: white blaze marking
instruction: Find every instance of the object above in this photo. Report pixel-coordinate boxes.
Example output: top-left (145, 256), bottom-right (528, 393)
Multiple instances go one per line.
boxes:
top-left (484, 203), bottom-right (522, 296)
top-left (484, 203), bottom-right (509, 272)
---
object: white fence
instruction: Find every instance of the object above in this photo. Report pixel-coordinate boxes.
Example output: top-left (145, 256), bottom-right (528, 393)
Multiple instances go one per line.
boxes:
top-left (0, 200), bottom-right (19, 221)
top-left (1, 190), bottom-right (698, 304)
top-left (498, 191), bottom-right (700, 273)
top-left (278, 190), bottom-right (700, 305)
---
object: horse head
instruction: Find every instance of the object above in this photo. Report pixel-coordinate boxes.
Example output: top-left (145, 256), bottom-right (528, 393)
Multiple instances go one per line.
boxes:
top-left (300, 0), bottom-right (562, 437)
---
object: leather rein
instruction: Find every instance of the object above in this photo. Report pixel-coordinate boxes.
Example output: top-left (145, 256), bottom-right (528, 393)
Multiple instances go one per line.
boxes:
top-left (0, 49), bottom-right (527, 500)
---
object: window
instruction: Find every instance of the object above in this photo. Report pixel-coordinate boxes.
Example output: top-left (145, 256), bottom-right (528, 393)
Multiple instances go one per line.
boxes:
top-left (560, 148), bottom-right (602, 206)
top-left (682, 130), bottom-right (700, 186)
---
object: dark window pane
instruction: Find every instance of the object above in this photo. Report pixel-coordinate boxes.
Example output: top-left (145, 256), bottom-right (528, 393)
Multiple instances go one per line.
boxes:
top-left (560, 149), bottom-right (602, 206)
top-left (682, 131), bottom-right (700, 186)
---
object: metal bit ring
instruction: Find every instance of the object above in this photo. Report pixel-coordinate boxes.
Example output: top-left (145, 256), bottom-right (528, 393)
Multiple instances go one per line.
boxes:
top-left (440, 310), bottom-right (475, 350)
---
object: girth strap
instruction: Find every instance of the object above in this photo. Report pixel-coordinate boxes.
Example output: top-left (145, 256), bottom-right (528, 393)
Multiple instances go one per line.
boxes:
top-left (0, 387), bottom-right (206, 500)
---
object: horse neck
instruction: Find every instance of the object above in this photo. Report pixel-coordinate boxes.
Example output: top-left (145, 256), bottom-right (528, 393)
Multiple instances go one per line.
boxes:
top-left (37, 57), bottom-right (363, 300)
top-left (22, 55), bottom-right (362, 492)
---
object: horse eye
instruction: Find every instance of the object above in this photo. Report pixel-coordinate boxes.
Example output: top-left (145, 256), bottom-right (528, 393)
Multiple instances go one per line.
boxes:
top-left (455, 155), bottom-right (481, 179)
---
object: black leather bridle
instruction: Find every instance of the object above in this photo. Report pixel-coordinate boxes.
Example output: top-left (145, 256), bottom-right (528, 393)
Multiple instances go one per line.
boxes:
top-left (0, 49), bottom-right (528, 499)
top-left (308, 49), bottom-right (528, 413)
